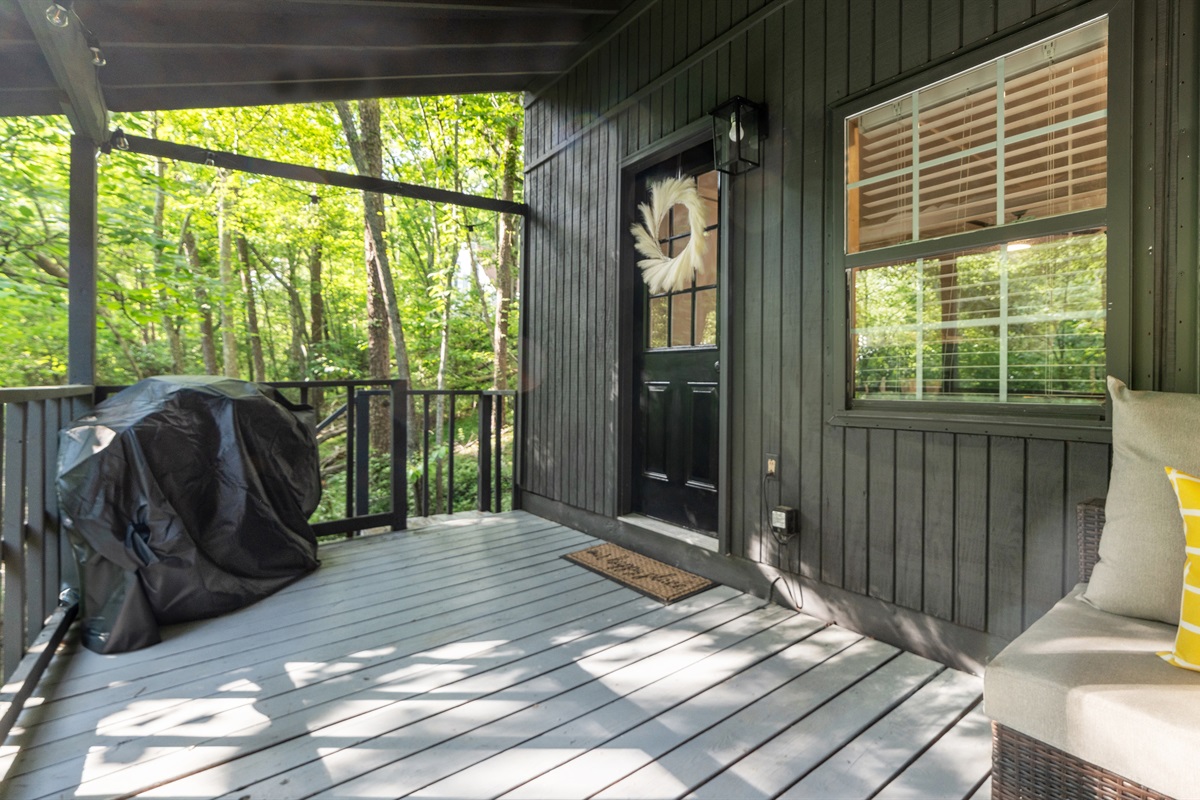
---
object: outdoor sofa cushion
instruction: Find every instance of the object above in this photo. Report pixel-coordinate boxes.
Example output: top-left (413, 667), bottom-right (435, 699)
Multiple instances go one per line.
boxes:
top-left (1085, 377), bottom-right (1196, 624)
top-left (984, 585), bottom-right (1200, 800)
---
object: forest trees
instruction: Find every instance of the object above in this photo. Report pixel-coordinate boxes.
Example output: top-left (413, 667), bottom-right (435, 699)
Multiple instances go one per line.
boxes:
top-left (1, 96), bottom-right (522, 518)
top-left (0, 95), bottom-right (523, 393)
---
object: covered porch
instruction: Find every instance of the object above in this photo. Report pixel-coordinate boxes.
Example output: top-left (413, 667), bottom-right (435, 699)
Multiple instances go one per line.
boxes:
top-left (1, 512), bottom-right (990, 799)
top-left (9, 0), bottom-right (1199, 796)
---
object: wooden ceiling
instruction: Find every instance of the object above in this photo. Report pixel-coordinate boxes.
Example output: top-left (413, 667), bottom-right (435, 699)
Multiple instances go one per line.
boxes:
top-left (1, 0), bottom-right (632, 119)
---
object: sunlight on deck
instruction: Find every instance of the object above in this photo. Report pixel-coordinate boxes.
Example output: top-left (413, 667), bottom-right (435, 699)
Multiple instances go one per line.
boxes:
top-left (1, 512), bottom-right (990, 799)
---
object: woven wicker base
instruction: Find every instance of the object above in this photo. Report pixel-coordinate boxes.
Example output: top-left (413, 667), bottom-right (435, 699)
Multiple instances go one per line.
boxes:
top-left (564, 543), bottom-right (713, 604)
top-left (992, 723), bottom-right (1174, 800)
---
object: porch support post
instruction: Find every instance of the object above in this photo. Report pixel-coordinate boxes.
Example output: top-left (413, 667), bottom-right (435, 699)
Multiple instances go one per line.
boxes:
top-left (68, 136), bottom-right (98, 386)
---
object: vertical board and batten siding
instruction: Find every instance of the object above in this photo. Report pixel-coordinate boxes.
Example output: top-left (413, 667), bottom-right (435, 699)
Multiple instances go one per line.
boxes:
top-left (522, 0), bottom-right (1198, 656)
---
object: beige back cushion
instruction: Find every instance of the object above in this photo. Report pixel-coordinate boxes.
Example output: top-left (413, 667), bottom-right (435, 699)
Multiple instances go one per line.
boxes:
top-left (1084, 377), bottom-right (1191, 624)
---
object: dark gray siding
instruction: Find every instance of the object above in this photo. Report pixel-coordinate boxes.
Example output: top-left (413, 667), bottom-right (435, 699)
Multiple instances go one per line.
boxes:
top-left (521, 0), bottom-right (1199, 654)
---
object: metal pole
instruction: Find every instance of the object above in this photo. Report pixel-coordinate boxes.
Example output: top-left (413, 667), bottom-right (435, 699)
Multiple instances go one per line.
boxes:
top-left (447, 392), bottom-right (456, 514)
top-left (390, 380), bottom-right (407, 532)
top-left (344, 385), bottom-right (356, 524)
top-left (354, 392), bottom-right (371, 519)
top-left (478, 394), bottom-right (493, 512)
top-left (422, 394), bottom-right (431, 517)
top-left (494, 394), bottom-right (503, 512)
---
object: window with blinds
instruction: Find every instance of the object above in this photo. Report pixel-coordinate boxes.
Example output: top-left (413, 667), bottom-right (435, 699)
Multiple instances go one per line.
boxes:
top-left (843, 17), bottom-right (1108, 405)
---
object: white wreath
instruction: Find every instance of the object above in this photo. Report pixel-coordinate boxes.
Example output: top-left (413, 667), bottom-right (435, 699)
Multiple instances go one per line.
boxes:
top-left (630, 176), bottom-right (707, 294)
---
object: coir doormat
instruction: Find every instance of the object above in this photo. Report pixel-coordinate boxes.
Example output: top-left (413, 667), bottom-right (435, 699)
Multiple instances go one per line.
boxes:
top-left (563, 543), bottom-right (714, 604)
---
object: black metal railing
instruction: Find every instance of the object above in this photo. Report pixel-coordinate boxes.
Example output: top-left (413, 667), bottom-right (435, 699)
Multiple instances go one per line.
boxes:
top-left (1, 379), bottom-right (516, 698)
top-left (93, 380), bottom-right (518, 538)
top-left (406, 389), bottom-right (515, 520)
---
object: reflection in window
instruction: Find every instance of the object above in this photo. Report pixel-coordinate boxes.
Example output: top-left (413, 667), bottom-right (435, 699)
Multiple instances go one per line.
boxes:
top-left (851, 230), bottom-right (1106, 403)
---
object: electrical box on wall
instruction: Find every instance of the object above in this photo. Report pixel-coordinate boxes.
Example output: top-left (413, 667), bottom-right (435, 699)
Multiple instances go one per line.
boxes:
top-left (771, 505), bottom-right (798, 536)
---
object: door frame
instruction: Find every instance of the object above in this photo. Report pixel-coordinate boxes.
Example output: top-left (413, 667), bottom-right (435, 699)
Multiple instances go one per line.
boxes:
top-left (616, 119), bottom-right (733, 555)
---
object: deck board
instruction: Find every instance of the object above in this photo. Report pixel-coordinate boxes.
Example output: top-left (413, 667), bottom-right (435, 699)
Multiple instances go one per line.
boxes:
top-left (1, 511), bottom-right (989, 799)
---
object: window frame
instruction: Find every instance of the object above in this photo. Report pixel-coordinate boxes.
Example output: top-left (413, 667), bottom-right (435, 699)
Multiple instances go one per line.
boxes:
top-left (824, 0), bottom-right (1132, 442)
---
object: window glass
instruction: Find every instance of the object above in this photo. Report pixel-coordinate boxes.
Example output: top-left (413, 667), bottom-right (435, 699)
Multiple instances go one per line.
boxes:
top-left (843, 17), bottom-right (1108, 407)
top-left (641, 168), bottom-right (721, 349)
top-left (695, 289), bottom-right (718, 345)
top-left (648, 295), bottom-right (668, 348)
top-left (851, 230), bottom-right (1106, 403)
top-left (671, 292), bottom-right (693, 347)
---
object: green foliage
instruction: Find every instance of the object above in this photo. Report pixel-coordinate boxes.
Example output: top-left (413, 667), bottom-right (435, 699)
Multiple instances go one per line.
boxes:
top-left (0, 95), bottom-right (522, 389)
top-left (2, 97), bottom-right (522, 525)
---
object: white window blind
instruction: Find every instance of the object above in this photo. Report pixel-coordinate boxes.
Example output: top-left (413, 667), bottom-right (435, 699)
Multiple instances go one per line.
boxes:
top-left (846, 18), bottom-right (1107, 254)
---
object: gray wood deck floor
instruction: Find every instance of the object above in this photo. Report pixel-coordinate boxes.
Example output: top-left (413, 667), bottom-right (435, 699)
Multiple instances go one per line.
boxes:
top-left (0, 511), bottom-right (991, 800)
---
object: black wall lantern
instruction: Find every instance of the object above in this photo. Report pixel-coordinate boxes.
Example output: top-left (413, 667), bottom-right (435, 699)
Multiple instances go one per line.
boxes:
top-left (711, 96), bottom-right (768, 174)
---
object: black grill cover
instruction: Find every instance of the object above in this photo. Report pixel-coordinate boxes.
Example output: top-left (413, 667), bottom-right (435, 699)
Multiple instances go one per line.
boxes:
top-left (57, 376), bottom-right (322, 654)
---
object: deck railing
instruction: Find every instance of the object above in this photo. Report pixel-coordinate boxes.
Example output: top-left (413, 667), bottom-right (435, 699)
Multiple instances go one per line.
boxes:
top-left (0, 386), bottom-right (93, 684)
top-left (0, 380), bottom-right (517, 694)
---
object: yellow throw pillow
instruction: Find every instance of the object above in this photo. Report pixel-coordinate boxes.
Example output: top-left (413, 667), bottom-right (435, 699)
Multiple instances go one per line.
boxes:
top-left (1162, 466), bottom-right (1200, 671)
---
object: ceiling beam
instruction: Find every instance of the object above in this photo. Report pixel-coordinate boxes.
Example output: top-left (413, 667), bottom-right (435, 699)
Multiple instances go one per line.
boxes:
top-left (15, 0), bottom-right (109, 143)
top-left (102, 73), bottom-right (535, 112)
top-left (117, 133), bottom-right (527, 217)
top-left (279, 0), bottom-right (621, 13)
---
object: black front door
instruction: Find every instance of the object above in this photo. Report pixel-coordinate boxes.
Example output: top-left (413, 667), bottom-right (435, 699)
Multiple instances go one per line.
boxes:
top-left (632, 148), bottom-right (720, 534)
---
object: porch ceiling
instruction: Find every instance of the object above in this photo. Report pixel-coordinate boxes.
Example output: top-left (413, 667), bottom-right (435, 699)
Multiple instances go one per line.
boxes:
top-left (0, 0), bottom-right (632, 117)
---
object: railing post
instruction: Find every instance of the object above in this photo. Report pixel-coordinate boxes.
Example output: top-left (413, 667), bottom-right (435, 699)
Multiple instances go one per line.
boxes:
top-left (493, 394), bottom-right (503, 513)
top-left (24, 401), bottom-right (45, 642)
top-left (422, 395), bottom-right (431, 517)
top-left (2, 403), bottom-right (27, 681)
top-left (508, 392), bottom-right (519, 511)
top-left (447, 392), bottom-right (457, 515)
top-left (478, 394), bottom-right (493, 513)
top-left (390, 380), bottom-right (407, 532)
top-left (344, 385), bottom-right (356, 524)
top-left (354, 391), bottom-right (371, 522)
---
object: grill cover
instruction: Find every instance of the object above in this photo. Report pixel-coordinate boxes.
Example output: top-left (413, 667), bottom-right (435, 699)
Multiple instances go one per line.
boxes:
top-left (57, 376), bottom-right (321, 654)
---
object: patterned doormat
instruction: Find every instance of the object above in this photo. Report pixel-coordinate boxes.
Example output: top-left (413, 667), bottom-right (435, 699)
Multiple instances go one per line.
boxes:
top-left (563, 543), bottom-right (714, 604)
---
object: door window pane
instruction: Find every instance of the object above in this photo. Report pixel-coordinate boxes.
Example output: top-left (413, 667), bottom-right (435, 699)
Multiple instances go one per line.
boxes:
top-left (695, 289), bottom-right (718, 345)
top-left (671, 293), bottom-right (693, 347)
top-left (648, 296), bottom-right (668, 348)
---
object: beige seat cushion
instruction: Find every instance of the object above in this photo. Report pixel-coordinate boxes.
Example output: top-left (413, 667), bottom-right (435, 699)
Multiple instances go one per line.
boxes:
top-left (1084, 377), bottom-right (1194, 624)
top-left (985, 586), bottom-right (1200, 799)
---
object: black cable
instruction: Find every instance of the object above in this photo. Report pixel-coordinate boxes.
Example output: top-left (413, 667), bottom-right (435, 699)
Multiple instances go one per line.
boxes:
top-left (760, 467), bottom-right (803, 610)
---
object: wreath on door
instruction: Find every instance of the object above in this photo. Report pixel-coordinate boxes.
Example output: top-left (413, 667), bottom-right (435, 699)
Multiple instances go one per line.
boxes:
top-left (629, 175), bottom-right (708, 294)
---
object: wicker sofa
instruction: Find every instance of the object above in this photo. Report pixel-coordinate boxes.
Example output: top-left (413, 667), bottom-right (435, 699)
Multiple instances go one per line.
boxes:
top-left (984, 500), bottom-right (1199, 800)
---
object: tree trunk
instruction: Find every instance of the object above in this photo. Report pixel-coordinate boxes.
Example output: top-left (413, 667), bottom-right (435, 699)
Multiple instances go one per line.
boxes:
top-left (246, 241), bottom-right (307, 379)
top-left (434, 252), bottom-right (454, 514)
top-left (308, 240), bottom-right (325, 414)
top-left (182, 229), bottom-right (219, 374)
top-left (217, 172), bottom-right (238, 378)
top-left (151, 114), bottom-right (185, 373)
top-left (285, 254), bottom-right (307, 376)
top-left (493, 123), bottom-right (520, 391)
top-left (463, 227), bottom-right (493, 334)
top-left (236, 235), bottom-right (267, 381)
top-left (336, 99), bottom-right (416, 455)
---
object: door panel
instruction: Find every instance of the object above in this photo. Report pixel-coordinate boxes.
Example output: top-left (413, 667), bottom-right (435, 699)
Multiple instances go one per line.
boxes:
top-left (641, 383), bottom-right (670, 479)
top-left (686, 383), bottom-right (718, 489)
